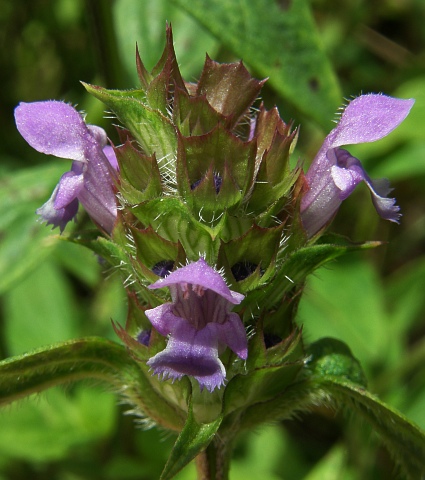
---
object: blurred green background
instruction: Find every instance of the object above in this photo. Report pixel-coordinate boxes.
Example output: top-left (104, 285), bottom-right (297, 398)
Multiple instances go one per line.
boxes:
top-left (1, 0), bottom-right (425, 478)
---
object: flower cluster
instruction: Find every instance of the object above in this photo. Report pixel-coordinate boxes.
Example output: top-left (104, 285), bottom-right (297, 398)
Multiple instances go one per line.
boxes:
top-left (14, 28), bottom-right (414, 395)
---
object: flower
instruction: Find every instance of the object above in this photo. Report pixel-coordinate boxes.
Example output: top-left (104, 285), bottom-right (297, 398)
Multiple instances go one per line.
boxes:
top-left (300, 94), bottom-right (415, 237)
top-left (14, 101), bottom-right (118, 234)
top-left (144, 258), bottom-right (247, 392)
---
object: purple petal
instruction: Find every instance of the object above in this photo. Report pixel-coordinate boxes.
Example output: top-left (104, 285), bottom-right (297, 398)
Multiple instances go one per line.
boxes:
top-left (147, 319), bottom-right (226, 392)
top-left (145, 303), bottom-right (175, 336)
top-left (102, 145), bottom-right (119, 171)
top-left (36, 185), bottom-right (79, 233)
top-left (87, 125), bottom-right (108, 147)
top-left (53, 169), bottom-right (84, 210)
top-left (149, 258), bottom-right (244, 305)
top-left (212, 313), bottom-right (248, 359)
top-left (14, 101), bottom-right (92, 162)
top-left (76, 151), bottom-right (117, 233)
top-left (326, 94), bottom-right (415, 149)
top-left (301, 94), bottom-right (413, 237)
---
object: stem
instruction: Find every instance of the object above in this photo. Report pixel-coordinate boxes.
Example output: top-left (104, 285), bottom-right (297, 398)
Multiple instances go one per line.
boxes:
top-left (195, 438), bottom-right (233, 480)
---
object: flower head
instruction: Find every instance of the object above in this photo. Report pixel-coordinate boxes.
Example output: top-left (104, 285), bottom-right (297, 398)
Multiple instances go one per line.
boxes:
top-left (144, 258), bottom-right (247, 392)
top-left (300, 94), bottom-right (414, 237)
top-left (14, 101), bottom-right (118, 233)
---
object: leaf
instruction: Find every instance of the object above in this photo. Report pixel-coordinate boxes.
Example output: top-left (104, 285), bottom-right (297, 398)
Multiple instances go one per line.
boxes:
top-left (160, 396), bottom-right (222, 480)
top-left (0, 163), bottom-right (68, 293)
top-left (297, 258), bottom-right (391, 368)
top-left (112, 0), bottom-right (219, 82)
top-left (247, 236), bottom-right (380, 312)
top-left (0, 386), bottom-right (116, 462)
top-left (305, 337), bottom-right (367, 388)
top-left (3, 259), bottom-right (79, 355)
top-left (318, 378), bottom-right (425, 480)
top-left (170, 0), bottom-right (341, 128)
top-left (0, 337), bottom-right (185, 432)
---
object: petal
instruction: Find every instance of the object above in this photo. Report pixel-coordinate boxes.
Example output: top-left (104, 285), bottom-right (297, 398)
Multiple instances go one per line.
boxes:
top-left (362, 174), bottom-right (401, 223)
top-left (149, 258), bottom-right (244, 305)
top-left (147, 320), bottom-right (226, 392)
top-left (75, 150), bottom-right (117, 234)
top-left (102, 145), bottom-right (119, 171)
top-left (36, 185), bottom-right (79, 233)
top-left (212, 313), bottom-right (248, 359)
top-left (326, 94), bottom-right (415, 148)
top-left (53, 169), bottom-right (84, 210)
top-left (87, 125), bottom-right (108, 147)
top-left (14, 101), bottom-right (92, 161)
top-left (145, 303), bottom-right (175, 336)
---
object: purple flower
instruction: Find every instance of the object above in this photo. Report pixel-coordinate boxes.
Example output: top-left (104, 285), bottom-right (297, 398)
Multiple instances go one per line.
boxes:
top-left (14, 101), bottom-right (118, 234)
top-left (300, 94), bottom-right (414, 237)
top-left (145, 258), bottom-right (247, 392)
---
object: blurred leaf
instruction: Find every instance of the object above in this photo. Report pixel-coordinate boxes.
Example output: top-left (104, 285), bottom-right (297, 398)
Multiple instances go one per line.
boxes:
top-left (113, 0), bottom-right (219, 83)
top-left (53, 240), bottom-right (101, 288)
top-left (297, 258), bottom-right (391, 369)
top-left (306, 337), bottom-right (367, 387)
top-left (160, 397), bottom-right (222, 480)
top-left (370, 141), bottom-right (425, 180)
top-left (171, 0), bottom-right (341, 127)
top-left (386, 258), bottom-right (425, 334)
top-left (3, 260), bottom-right (79, 355)
top-left (318, 378), bottom-right (425, 480)
top-left (230, 426), bottom-right (286, 480)
top-left (0, 337), bottom-right (185, 432)
top-left (303, 444), bottom-right (356, 480)
top-left (0, 386), bottom-right (116, 462)
top-left (0, 163), bottom-right (68, 293)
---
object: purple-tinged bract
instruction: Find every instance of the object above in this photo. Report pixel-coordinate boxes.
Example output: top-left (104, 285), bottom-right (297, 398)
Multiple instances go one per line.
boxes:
top-left (14, 101), bottom-right (118, 234)
top-left (144, 258), bottom-right (247, 392)
top-left (300, 94), bottom-right (414, 237)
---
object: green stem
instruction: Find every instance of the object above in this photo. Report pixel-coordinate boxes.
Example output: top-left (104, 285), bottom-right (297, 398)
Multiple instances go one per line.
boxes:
top-left (195, 437), bottom-right (233, 480)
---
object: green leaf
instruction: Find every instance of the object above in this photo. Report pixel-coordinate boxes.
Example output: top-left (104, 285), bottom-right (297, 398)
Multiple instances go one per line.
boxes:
top-left (112, 0), bottom-right (218, 82)
top-left (305, 337), bottom-right (367, 388)
top-left (248, 236), bottom-right (380, 312)
top-left (318, 378), bottom-right (425, 480)
top-left (298, 258), bottom-right (391, 368)
top-left (160, 397), bottom-right (222, 480)
top-left (170, 0), bottom-right (341, 128)
top-left (0, 163), bottom-right (68, 293)
top-left (3, 259), bottom-right (79, 355)
top-left (0, 337), bottom-right (185, 432)
top-left (0, 386), bottom-right (116, 462)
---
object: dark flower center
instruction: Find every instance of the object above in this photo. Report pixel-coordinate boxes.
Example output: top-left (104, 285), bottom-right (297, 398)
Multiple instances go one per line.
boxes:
top-left (137, 329), bottom-right (151, 346)
top-left (152, 260), bottom-right (174, 278)
top-left (191, 173), bottom-right (222, 194)
top-left (231, 261), bottom-right (263, 281)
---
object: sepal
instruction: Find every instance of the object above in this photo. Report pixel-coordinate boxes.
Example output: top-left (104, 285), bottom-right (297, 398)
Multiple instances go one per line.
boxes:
top-left (114, 140), bottom-right (163, 203)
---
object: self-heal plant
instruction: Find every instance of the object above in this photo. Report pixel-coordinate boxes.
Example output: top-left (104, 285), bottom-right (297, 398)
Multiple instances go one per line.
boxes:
top-left (3, 27), bottom-right (425, 480)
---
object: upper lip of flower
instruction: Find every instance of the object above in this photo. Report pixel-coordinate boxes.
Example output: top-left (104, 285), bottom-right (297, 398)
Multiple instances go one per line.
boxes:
top-left (300, 94), bottom-right (415, 237)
